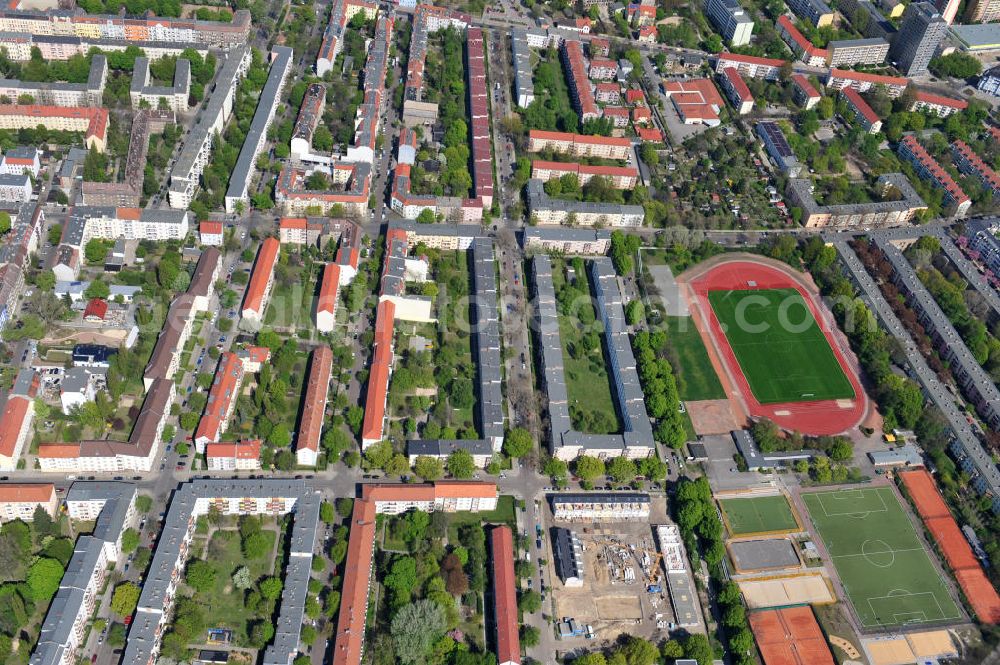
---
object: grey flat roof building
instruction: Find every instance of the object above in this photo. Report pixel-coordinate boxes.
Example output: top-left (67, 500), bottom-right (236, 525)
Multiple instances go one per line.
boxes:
top-left (553, 527), bottom-right (585, 586)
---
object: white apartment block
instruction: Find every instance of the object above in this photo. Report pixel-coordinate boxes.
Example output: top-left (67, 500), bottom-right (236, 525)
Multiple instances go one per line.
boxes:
top-left (0, 484), bottom-right (58, 522)
top-left (0, 172), bottom-right (31, 202)
top-left (129, 56), bottom-right (190, 113)
top-left (704, 0), bottom-right (754, 45)
top-left (527, 130), bottom-right (632, 160)
top-left (205, 441), bottom-right (261, 471)
top-left (0, 394), bottom-right (34, 470)
top-left (0, 146), bottom-right (40, 177)
top-left (550, 493), bottom-right (651, 522)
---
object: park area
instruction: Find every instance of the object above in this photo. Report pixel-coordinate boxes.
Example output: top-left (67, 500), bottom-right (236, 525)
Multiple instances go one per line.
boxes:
top-left (802, 487), bottom-right (962, 629)
top-left (707, 288), bottom-right (855, 404)
top-left (661, 315), bottom-right (725, 402)
top-left (719, 494), bottom-right (800, 536)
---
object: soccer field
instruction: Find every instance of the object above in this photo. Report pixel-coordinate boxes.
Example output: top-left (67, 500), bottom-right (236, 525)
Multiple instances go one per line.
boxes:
top-left (803, 487), bottom-right (962, 629)
top-left (719, 495), bottom-right (800, 536)
top-left (708, 288), bottom-right (855, 404)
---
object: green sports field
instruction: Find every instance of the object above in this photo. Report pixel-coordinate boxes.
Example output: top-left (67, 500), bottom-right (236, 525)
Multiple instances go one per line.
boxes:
top-left (707, 288), bottom-right (855, 404)
top-left (719, 495), bottom-right (799, 536)
top-left (802, 487), bottom-right (962, 629)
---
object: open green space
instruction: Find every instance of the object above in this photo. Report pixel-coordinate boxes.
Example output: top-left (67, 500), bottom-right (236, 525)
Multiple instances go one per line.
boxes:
top-left (802, 487), bottom-right (962, 629)
top-left (662, 316), bottom-right (725, 401)
top-left (708, 288), bottom-right (854, 404)
top-left (718, 494), bottom-right (799, 535)
top-left (552, 258), bottom-right (622, 434)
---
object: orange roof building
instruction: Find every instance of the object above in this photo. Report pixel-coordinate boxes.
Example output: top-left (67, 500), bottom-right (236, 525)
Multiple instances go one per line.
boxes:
top-left (911, 90), bottom-right (968, 117)
top-left (791, 73), bottom-right (821, 110)
top-left (332, 483), bottom-right (498, 665)
top-left (0, 483), bottom-right (57, 522)
top-left (826, 68), bottom-right (909, 97)
top-left (0, 394), bottom-right (35, 470)
top-left (662, 78), bottom-right (724, 126)
top-left (0, 105), bottom-right (108, 151)
top-left (841, 87), bottom-right (882, 133)
top-left (952, 139), bottom-right (1000, 198)
top-left (194, 352), bottom-right (244, 452)
top-left (361, 300), bottom-right (395, 448)
top-left (199, 221), bottom-right (224, 246)
top-left (316, 262), bottom-right (341, 333)
top-left (898, 135), bottom-right (971, 216)
top-left (241, 237), bottom-right (280, 322)
top-left (296, 347), bottom-right (333, 466)
top-left (527, 130), bottom-right (632, 160)
top-left (83, 298), bottom-right (108, 321)
top-left (491, 526), bottom-right (520, 665)
top-left (205, 440), bottom-right (261, 471)
top-left (531, 160), bottom-right (639, 189)
top-left (714, 52), bottom-right (786, 80)
top-left (777, 16), bottom-right (829, 65)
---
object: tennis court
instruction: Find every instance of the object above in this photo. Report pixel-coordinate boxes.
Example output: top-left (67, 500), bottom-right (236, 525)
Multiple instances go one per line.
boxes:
top-left (719, 494), bottom-right (800, 536)
top-left (802, 487), bottom-right (962, 629)
top-left (707, 288), bottom-right (855, 404)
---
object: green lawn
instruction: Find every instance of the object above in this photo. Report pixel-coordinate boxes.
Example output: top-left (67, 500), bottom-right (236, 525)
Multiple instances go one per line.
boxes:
top-left (719, 494), bottom-right (799, 535)
top-left (708, 288), bottom-right (854, 404)
top-left (447, 495), bottom-right (516, 543)
top-left (802, 487), bottom-right (961, 629)
top-left (552, 259), bottom-right (622, 434)
top-left (662, 316), bottom-right (725, 401)
top-left (192, 528), bottom-right (278, 644)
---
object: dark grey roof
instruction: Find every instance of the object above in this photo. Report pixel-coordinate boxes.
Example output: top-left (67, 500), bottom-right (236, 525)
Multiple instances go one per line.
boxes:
top-left (554, 527), bottom-right (584, 583)
top-left (407, 438), bottom-right (495, 457)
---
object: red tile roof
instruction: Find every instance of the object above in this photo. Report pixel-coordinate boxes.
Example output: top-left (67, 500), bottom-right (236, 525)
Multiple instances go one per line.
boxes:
top-left (777, 16), bottom-right (829, 61)
top-left (636, 127), bottom-right (664, 141)
top-left (298, 346), bottom-right (333, 455)
top-left (491, 526), bottom-right (520, 665)
top-left (280, 217), bottom-right (308, 230)
top-left (717, 52), bottom-right (786, 67)
top-left (37, 443), bottom-right (81, 458)
top-left (317, 263), bottom-right (340, 315)
top-left (361, 300), bottom-right (395, 443)
top-left (194, 352), bottom-right (244, 444)
top-left (0, 483), bottom-right (54, 503)
top-left (0, 396), bottom-right (30, 459)
top-left (722, 67), bottom-right (753, 102)
top-left (532, 160), bottom-right (639, 180)
top-left (0, 104), bottom-right (108, 142)
top-left (205, 440), bottom-right (261, 460)
top-left (83, 298), bottom-right (108, 320)
top-left (914, 91), bottom-right (968, 111)
top-left (842, 87), bottom-right (880, 125)
top-left (791, 73), bottom-right (821, 98)
top-left (200, 221), bottom-right (223, 236)
top-left (242, 237), bottom-right (280, 315)
top-left (900, 135), bottom-right (969, 205)
top-left (528, 130), bottom-right (631, 147)
top-left (952, 139), bottom-right (1000, 192)
top-left (829, 68), bottom-right (908, 87)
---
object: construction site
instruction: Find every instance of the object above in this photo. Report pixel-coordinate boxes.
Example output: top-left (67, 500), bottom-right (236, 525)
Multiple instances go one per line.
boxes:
top-left (549, 511), bottom-right (704, 644)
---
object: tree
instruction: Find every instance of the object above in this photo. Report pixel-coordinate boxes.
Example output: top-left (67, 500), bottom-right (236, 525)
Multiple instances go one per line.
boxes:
top-left (242, 531), bottom-right (269, 558)
top-left (574, 455), bottom-right (605, 481)
top-left (111, 582), bottom-right (140, 617)
top-left (185, 560), bottom-right (216, 593)
top-left (414, 455), bottom-right (444, 481)
top-left (682, 634), bottom-right (714, 665)
top-left (573, 654), bottom-right (606, 665)
top-left (121, 528), bottom-right (139, 554)
top-left (929, 52), bottom-right (981, 79)
top-left (84, 279), bottom-right (110, 300)
top-left (259, 576), bottom-right (283, 601)
top-left (607, 457), bottom-right (638, 483)
top-left (364, 440), bottom-right (393, 469)
top-left (27, 557), bottom-right (63, 601)
top-left (521, 625), bottom-right (540, 647)
top-left (446, 449), bottom-right (476, 479)
top-left (384, 556), bottom-right (418, 604)
top-left (107, 623), bottom-right (127, 647)
top-left (390, 599), bottom-right (446, 663)
top-left (503, 427), bottom-right (533, 458)
top-left (828, 439), bottom-right (853, 461)
top-left (336, 498), bottom-right (354, 518)
top-left (661, 639), bottom-right (684, 659)
top-left (320, 501), bottom-right (335, 524)
top-left (625, 300), bottom-right (644, 325)
top-left (544, 457), bottom-right (568, 480)
top-left (517, 589), bottom-right (541, 613)
top-left (618, 636), bottom-right (660, 665)
top-left (232, 566), bottom-right (252, 591)
top-left (250, 620), bottom-right (275, 648)
top-left (135, 494), bottom-right (153, 513)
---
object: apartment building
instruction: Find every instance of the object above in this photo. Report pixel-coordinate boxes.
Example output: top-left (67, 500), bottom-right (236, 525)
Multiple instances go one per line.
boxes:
top-left (199, 221), bottom-right (223, 246)
top-left (0, 172), bottom-right (31, 202)
top-left (205, 440), bottom-right (261, 471)
top-left (889, 2), bottom-right (946, 76)
top-left (827, 37), bottom-right (889, 66)
top-left (290, 83), bottom-right (325, 158)
top-left (527, 129), bottom-right (632, 159)
top-left (594, 82), bottom-right (621, 104)
top-left (786, 173), bottom-right (926, 227)
top-left (241, 237), bottom-right (280, 324)
top-left (526, 179), bottom-right (644, 227)
top-left (0, 146), bottom-right (39, 177)
top-left (193, 352), bottom-right (245, 452)
top-left (511, 29), bottom-right (534, 108)
top-left (791, 73), bottom-right (821, 109)
top-left (59, 207), bottom-right (189, 250)
top-left (168, 46), bottom-right (251, 209)
top-left (129, 56), bottom-right (189, 113)
top-left (951, 140), bottom-right (1000, 198)
top-left (841, 87), bottom-right (882, 133)
top-left (713, 51), bottom-right (784, 79)
top-left (315, 0), bottom-right (378, 76)
top-left (704, 0), bottom-right (754, 46)
top-left (0, 104), bottom-right (108, 151)
top-left (225, 47), bottom-right (293, 213)
top-left (531, 161), bottom-right (639, 188)
top-left (333, 483), bottom-right (496, 665)
top-left (124, 480), bottom-right (320, 665)
top-left (910, 91), bottom-right (967, 117)
top-left (361, 299), bottom-right (395, 448)
top-left (315, 263), bottom-right (340, 334)
top-left (825, 68), bottom-right (908, 96)
top-left (786, 0), bottom-right (834, 25)
top-left (37, 379), bottom-right (175, 473)
top-left (0, 371), bottom-right (36, 470)
top-left (588, 58), bottom-right (618, 80)
top-left (662, 78), bottom-right (724, 126)
top-left (776, 16), bottom-right (828, 66)
top-left (0, 483), bottom-right (57, 522)
top-left (522, 227), bottom-right (612, 255)
top-left (143, 248), bottom-right (221, 389)
top-left (296, 347), bottom-right (333, 467)
top-left (276, 162), bottom-right (371, 217)
top-left (897, 135), bottom-right (971, 217)
top-left (550, 493), bottom-right (651, 521)
top-left (491, 527), bottom-right (521, 665)
top-left (0, 54), bottom-right (105, 107)
top-left (81, 109), bottom-right (170, 207)
top-left (561, 39), bottom-right (600, 121)
top-left (718, 66), bottom-right (754, 114)
top-left (756, 121), bottom-right (801, 176)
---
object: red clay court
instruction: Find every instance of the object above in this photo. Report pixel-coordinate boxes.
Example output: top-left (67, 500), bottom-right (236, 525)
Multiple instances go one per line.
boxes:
top-left (686, 257), bottom-right (868, 436)
top-left (749, 606), bottom-right (835, 665)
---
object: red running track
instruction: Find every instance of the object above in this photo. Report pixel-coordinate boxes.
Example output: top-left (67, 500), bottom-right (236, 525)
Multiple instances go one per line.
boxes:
top-left (689, 259), bottom-right (867, 436)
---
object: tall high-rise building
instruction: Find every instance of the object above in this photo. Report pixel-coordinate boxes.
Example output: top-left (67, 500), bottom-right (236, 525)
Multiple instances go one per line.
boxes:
top-left (704, 0), bottom-right (754, 46)
top-left (890, 2), bottom-right (946, 76)
top-left (933, 0), bottom-right (961, 22)
top-left (966, 0), bottom-right (1000, 23)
